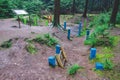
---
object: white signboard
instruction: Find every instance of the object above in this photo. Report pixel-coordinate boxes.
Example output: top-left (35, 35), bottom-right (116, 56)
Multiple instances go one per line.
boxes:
top-left (13, 10), bottom-right (28, 15)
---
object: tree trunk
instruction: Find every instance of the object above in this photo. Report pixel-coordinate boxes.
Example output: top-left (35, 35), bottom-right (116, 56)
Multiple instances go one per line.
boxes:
top-left (53, 0), bottom-right (60, 27)
top-left (72, 0), bottom-right (75, 15)
top-left (90, 0), bottom-right (94, 11)
top-left (82, 0), bottom-right (89, 18)
top-left (110, 0), bottom-right (120, 25)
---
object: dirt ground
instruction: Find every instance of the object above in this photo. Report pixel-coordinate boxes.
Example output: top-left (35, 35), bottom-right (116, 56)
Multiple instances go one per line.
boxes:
top-left (0, 19), bottom-right (120, 80)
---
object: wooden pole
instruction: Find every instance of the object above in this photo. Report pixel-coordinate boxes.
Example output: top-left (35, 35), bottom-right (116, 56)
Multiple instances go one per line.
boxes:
top-left (29, 15), bottom-right (31, 27)
top-left (67, 29), bottom-right (71, 40)
top-left (18, 16), bottom-right (21, 28)
top-left (78, 22), bottom-right (82, 36)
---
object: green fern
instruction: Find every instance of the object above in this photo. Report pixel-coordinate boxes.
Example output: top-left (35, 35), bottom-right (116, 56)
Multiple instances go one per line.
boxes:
top-left (103, 58), bottom-right (114, 70)
top-left (67, 64), bottom-right (83, 75)
top-left (33, 34), bottom-right (58, 47)
top-left (26, 43), bottom-right (37, 54)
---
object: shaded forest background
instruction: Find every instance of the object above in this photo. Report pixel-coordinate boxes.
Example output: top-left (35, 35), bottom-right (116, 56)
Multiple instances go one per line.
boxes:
top-left (0, 0), bottom-right (117, 18)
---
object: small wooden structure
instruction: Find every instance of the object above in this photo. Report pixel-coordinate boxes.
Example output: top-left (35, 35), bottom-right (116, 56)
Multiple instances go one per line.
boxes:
top-left (48, 45), bottom-right (67, 68)
top-left (55, 45), bottom-right (67, 68)
top-left (47, 15), bottom-right (52, 23)
top-left (13, 10), bottom-right (28, 28)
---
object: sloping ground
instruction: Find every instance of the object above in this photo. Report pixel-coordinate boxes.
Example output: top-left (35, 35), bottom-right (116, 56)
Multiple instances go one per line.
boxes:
top-left (0, 37), bottom-right (99, 80)
top-left (110, 27), bottom-right (120, 64)
top-left (96, 27), bottom-right (120, 80)
top-left (0, 19), bottom-right (101, 80)
top-left (0, 19), bottom-right (52, 44)
top-left (110, 27), bottom-right (120, 80)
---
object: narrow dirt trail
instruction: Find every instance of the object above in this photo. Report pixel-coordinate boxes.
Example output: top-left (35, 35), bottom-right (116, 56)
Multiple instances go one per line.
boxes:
top-left (58, 32), bottom-right (99, 80)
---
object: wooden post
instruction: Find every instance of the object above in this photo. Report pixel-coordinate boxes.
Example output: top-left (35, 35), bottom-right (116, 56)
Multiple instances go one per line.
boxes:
top-left (56, 45), bottom-right (61, 54)
top-left (78, 22), bottom-right (82, 36)
top-left (18, 16), bottom-right (21, 28)
top-left (64, 21), bottom-right (66, 30)
top-left (86, 30), bottom-right (90, 40)
top-left (48, 56), bottom-right (56, 67)
top-left (95, 62), bottom-right (104, 70)
top-left (90, 48), bottom-right (96, 59)
top-left (29, 15), bottom-right (31, 27)
top-left (67, 29), bottom-right (71, 40)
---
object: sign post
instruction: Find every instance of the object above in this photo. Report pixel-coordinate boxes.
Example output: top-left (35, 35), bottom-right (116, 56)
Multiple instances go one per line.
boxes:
top-left (17, 16), bottom-right (21, 28)
top-left (13, 10), bottom-right (28, 28)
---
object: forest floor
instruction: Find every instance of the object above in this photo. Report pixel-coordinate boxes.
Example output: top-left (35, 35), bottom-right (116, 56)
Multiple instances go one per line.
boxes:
top-left (0, 18), bottom-right (120, 80)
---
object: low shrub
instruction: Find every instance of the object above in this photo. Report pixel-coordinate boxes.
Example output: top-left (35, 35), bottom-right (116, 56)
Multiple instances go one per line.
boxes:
top-left (26, 43), bottom-right (37, 54)
top-left (0, 39), bottom-right (12, 48)
top-left (19, 14), bottom-right (40, 26)
top-left (103, 58), bottom-right (114, 70)
top-left (67, 64), bottom-right (83, 75)
top-left (89, 13), bottom-right (110, 28)
top-left (84, 24), bottom-right (118, 47)
top-left (33, 33), bottom-right (58, 47)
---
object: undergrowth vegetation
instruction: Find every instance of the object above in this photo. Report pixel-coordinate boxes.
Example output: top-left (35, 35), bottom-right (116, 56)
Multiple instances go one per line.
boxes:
top-left (0, 39), bottom-right (12, 48)
top-left (19, 14), bottom-right (40, 26)
top-left (25, 33), bottom-right (58, 54)
top-left (92, 47), bottom-right (120, 80)
top-left (116, 12), bottom-right (120, 24)
top-left (33, 34), bottom-right (58, 47)
top-left (85, 12), bottom-right (120, 80)
top-left (84, 13), bottom-right (119, 47)
top-left (89, 13), bottom-right (110, 28)
top-left (26, 43), bottom-right (37, 54)
top-left (91, 47), bottom-right (114, 70)
top-left (102, 64), bottom-right (120, 80)
top-left (33, 33), bottom-right (58, 47)
top-left (67, 64), bottom-right (84, 75)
